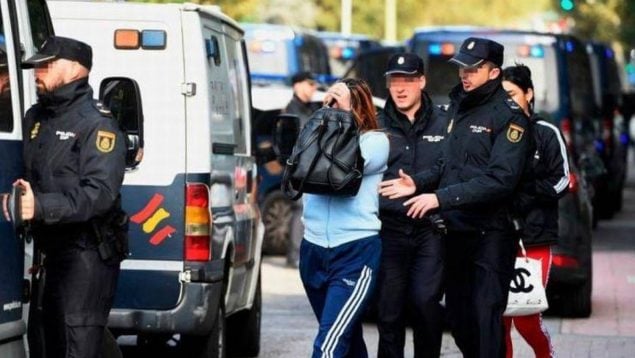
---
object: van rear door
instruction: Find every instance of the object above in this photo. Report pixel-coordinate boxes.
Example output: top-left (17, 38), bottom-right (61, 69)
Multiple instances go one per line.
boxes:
top-left (49, 1), bottom-right (190, 310)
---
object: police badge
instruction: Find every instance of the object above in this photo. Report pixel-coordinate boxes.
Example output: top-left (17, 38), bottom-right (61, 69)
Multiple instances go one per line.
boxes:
top-left (96, 130), bottom-right (116, 153)
top-left (506, 123), bottom-right (524, 143)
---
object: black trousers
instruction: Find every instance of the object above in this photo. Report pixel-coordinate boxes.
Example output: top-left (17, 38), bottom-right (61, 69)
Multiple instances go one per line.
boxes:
top-left (445, 230), bottom-right (517, 358)
top-left (30, 245), bottom-right (119, 358)
top-left (377, 226), bottom-right (445, 358)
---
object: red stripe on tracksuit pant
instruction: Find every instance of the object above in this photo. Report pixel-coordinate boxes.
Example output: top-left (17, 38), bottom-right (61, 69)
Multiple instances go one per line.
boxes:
top-left (504, 245), bottom-right (554, 358)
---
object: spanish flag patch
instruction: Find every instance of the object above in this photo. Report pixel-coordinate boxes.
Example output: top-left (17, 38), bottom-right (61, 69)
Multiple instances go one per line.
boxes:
top-left (96, 130), bottom-right (116, 153)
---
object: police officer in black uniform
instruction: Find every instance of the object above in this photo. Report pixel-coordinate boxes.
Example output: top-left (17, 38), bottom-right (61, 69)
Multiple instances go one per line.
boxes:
top-left (376, 53), bottom-right (447, 358)
top-left (380, 38), bottom-right (530, 358)
top-left (16, 36), bottom-right (126, 358)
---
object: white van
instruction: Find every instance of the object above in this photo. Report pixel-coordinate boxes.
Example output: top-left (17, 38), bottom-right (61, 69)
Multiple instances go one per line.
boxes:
top-left (49, 2), bottom-right (263, 356)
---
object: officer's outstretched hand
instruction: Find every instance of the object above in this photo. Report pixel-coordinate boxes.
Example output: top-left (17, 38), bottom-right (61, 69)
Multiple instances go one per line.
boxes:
top-left (378, 169), bottom-right (416, 199)
top-left (13, 179), bottom-right (35, 220)
top-left (403, 193), bottom-right (439, 219)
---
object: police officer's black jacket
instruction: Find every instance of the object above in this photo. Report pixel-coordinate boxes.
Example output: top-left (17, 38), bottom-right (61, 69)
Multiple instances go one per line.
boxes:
top-left (413, 78), bottom-right (530, 232)
top-left (514, 114), bottom-right (570, 246)
top-left (23, 78), bottom-right (126, 250)
top-left (378, 91), bottom-right (447, 234)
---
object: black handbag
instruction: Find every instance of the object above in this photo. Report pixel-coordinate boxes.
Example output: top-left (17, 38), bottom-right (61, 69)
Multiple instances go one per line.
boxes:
top-left (281, 107), bottom-right (364, 200)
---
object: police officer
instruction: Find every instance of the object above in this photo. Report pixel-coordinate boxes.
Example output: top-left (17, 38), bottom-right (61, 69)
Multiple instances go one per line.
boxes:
top-left (379, 38), bottom-right (530, 358)
top-left (376, 53), bottom-right (447, 358)
top-left (16, 36), bottom-right (126, 358)
top-left (283, 71), bottom-right (320, 268)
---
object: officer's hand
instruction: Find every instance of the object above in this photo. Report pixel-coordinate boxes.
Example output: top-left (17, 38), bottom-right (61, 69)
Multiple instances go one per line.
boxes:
top-left (403, 193), bottom-right (439, 219)
top-left (378, 169), bottom-right (416, 199)
top-left (13, 179), bottom-right (35, 220)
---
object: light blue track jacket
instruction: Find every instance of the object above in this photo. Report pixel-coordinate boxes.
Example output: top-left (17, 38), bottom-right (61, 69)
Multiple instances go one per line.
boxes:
top-left (303, 131), bottom-right (389, 248)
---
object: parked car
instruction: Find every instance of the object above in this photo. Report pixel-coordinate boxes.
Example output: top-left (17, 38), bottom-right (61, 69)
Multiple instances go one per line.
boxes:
top-left (252, 85), bottom-right (385, 254)
top-left (408, 27), bottom-right (609, 219)
top-left (587, 42), bottom-right (629, 215)
top-left (243, 23), bottom-right (334, 86)
top-left (548, 158), bottom-right (594, 317)
top-left (408, 27), bottom-right (595, 317)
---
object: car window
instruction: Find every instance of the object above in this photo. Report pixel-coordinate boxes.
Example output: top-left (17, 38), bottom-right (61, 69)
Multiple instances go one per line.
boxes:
top-left (566, 40), bottom-right (597, 117)
top-left (27, 0), bottom-right (54, 49)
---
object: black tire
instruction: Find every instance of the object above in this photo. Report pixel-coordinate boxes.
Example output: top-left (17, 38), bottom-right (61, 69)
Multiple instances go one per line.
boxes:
top-left (181, 304), bottom-right (226, 358)
top-left (227, 275), bottom-right (262, 357)
top-left (261, 191), bottom-right (293, 255)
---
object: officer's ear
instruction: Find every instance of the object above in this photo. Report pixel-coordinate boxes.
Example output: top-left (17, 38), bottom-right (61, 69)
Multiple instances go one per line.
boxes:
top-left (488, 66), bottom-right (501, 81)
top-left (419, 75), bottom-right (426, 91)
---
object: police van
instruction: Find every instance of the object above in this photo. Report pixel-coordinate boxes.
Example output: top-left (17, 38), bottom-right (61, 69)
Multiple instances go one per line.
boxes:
top-left (1, 0), bottom-right (55, 356)
top-left (49, 1), bottom-right (263, 356)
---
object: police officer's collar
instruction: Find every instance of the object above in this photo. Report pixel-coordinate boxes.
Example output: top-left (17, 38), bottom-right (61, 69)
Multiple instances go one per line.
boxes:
top-left (37, 77), bottom-right (92, 116)
top-left (449, 77), bottom-right (501, 111)
top-left (384, 90), bottom-right (433, 131)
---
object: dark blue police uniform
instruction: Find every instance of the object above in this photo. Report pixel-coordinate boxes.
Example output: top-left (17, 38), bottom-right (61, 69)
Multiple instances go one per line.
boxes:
top-left (22, 36), bottom-right (126, 358)
top-left (377, 93), bottom-right (447, 358)
top-left (413, 38), bottom-right (531, 358)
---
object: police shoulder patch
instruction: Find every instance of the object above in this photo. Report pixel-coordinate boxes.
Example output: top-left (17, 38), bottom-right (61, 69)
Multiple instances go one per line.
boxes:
top-left (504, 98), bottom-right (523, 113)
top-left (96, 130), bottom-right (116, 153)
top-left (506, 123), bottom-right (525, 143)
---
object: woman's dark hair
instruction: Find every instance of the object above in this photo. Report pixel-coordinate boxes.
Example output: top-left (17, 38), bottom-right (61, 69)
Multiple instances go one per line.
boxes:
top-left (502, 64), bottom-right (535, 109)
top-left (339, 78), bottom-right (378, 132)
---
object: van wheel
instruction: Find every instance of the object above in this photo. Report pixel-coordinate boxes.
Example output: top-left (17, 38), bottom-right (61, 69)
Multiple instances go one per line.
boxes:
top-left (227, 274), bottom-right (262, 357)
top-left (560, 271), bottom-right (592, 318)
top-left (181, 304), bottom-right (226, 358)
top-left (262, 191), bottom-right (292, 255)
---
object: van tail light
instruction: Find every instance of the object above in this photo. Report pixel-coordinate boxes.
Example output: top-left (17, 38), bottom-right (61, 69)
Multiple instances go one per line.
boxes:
top-left (185, 183), bottom-right (211, 261)
top-left (552, 254), bottom-right (580, 268)
top-left (568, 172), bottom-right (579, 193)
top-left (560, 117), bottom-right (573, 151)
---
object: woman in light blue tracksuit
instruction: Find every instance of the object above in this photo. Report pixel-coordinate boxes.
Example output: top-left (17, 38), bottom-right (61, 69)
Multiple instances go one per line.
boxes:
top-left (299, 78), bottom-right (389, 358)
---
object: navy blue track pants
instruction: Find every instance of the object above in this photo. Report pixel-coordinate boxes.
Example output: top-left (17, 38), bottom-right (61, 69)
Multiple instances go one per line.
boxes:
top-left (300, 236), bottom-right (381, 358)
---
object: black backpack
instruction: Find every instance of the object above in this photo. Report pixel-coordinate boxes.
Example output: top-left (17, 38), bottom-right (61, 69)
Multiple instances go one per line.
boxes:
top-left (281, 107), bottom-right (364, 200)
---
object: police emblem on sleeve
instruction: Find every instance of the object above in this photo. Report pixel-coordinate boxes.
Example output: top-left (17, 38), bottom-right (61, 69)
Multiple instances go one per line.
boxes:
top-left (506, 124), bottom-right (524, 143)
top-left (96, 130), bottom-right (116, 153)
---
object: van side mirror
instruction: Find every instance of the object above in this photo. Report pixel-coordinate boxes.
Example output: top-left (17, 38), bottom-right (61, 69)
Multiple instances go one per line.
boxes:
top-left (99, 77), bottom-right (144, 169)
top-left (273, 114), bottom-right (300, 164)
